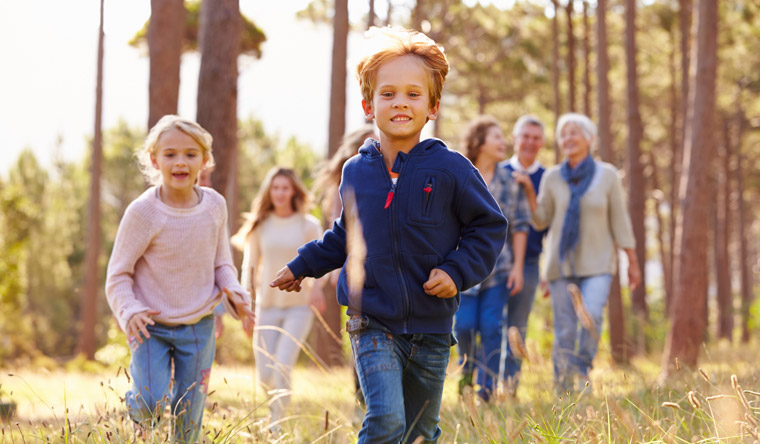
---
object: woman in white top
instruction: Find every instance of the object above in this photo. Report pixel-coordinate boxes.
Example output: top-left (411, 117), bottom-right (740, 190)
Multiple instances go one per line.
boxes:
top-left (231, 166), bottom-right (323, 425)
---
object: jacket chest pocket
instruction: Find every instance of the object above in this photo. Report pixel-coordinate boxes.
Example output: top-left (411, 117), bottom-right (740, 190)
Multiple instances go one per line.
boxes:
top-left (407, 169), bottom-right (454, 227)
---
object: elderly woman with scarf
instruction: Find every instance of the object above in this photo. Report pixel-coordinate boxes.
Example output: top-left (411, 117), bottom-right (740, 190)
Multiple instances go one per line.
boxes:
top-left (514, 113), bottom-right (641, 393)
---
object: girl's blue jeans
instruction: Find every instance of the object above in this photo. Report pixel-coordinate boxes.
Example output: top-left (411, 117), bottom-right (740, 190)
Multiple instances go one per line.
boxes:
top-left (549, 274), bottom-right (612, 390)
top-left (350, 316), bottom-right (454, 444)
top-left (454, 280), bottom-right (507, 400)
top-left (126, 314), bottom-right (215, 443)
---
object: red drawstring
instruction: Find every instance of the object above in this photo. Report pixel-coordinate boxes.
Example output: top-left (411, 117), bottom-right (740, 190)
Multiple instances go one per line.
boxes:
top-left (384, 190), bottom-right (395, 209)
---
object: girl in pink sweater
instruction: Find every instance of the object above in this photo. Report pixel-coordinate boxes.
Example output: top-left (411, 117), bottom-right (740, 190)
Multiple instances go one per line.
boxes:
top-left (105, 115), bottom-right (254, 443)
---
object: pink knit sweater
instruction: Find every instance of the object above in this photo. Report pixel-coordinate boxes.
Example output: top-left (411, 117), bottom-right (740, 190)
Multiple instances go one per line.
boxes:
top-left (106, 186), bottom-right (249, 332)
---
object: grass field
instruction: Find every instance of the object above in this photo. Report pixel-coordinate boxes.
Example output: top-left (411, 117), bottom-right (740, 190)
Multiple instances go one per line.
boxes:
top-left (2, 338), bottom-right (760, 443)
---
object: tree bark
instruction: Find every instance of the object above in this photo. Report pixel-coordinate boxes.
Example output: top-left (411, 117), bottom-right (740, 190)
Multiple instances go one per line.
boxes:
top-left (715, 117), bottom-right (733, 341)
top-left (647, 151), bottom-right (670, 335)
top-left (582, 0), bottom-right (592, 118)
top-left (368, 0), bottom-right (376, 29)
top-left (734, 101), bottom-right (752, 343)
top-left (665, 20), bottom-right (678, 314)
top-left (565, 1), bottom-right (576, 113)
top-left (595, 0), bottom-right (613, 164)
top-left (77, 0), bottom-right (105, 360)
top-left (197, 0), bottom-right (240, 217)
top-left (624, 0), bottom-right (647, 324)
top-left (148, 0), bottom-right (184, 129)
top-left (327, 0), bottom-right (348, 158)
top-left (662, 0), bottom-right (718, 373)
top-left (551, 0), bottom-right (562, 163)
top-left (596, 0), bottom-right (626, 364)
top-left (670, 0), bottom-right (693, 317)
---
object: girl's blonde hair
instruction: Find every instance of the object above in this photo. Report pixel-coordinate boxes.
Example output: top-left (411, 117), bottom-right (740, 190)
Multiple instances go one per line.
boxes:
top-left (138, 115), bottom-right (216, 185)
top-left (231, 167), bottom-right (311, 250)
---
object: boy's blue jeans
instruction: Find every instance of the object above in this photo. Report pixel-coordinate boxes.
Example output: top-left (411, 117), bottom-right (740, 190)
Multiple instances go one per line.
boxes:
top-left (501, 259), bottom-right (539, 386)
top-left (549, 274), bottom-right (612, 390)
top-left (349, 316), bottom-right (454, 444)
top-left (126, 315), bottom-right (215, 443)
top-left (454, 279), bottom-right (507, 399)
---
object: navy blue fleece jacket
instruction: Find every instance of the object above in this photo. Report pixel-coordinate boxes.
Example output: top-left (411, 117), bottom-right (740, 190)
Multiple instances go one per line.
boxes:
top-left (287, 138), bottom-right (507, 334)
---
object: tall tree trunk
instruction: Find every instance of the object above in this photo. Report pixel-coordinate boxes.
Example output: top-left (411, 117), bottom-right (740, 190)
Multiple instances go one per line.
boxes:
top-left (715, 117), bottom-right (733, 341)
top-left (582, 0), bottom-right (592, 118)
top-left (665, 20), bottom-right (678, 314)
top-left (197, 0), bottom-right (240, 221)
top-left (411, 0), bottom-right (422, 31)
top-left (551, 0), bottom-right (562, 163)
top-left (648, 151), bottom-right (670, 332)
top-left (734, 99), bottom-right (752, 343)
top-left (385, 0), bottom-right (393, 26)
top-left (313, 0), bottom-right (349, 367)
top-left (596, 0), bottom-right (627, 364)
top-left (327, 0), bottom-right (348, 158)
top-left (565, 1), bottom-right (576, 112)
top-left (148, 0), bottom-right (184, 129)
top-left (368, 0), bottom-right (376, 28)
top-left (596, 0), bottom-right (613, 164)
top-left (662, 0), bottom-right (718, 374)
top-left (624, 0), bottom-right (647, 325)
top-left (670, 0), bottom-right (693, 317)
top-left (77, 0), bottom-right (105, 360)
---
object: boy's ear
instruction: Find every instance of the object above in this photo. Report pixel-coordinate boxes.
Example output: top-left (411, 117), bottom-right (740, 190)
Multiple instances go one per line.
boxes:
top-left (362, 99), bottom-right (374, 120)
top-left (150, 154), bottom-right (159, 169)
top-left (427, 100), bottom-right (441, 121)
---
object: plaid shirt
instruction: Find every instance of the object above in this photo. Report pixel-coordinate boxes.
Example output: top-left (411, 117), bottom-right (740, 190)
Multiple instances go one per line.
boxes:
top-left (479, 165), bottom-right (531, 290)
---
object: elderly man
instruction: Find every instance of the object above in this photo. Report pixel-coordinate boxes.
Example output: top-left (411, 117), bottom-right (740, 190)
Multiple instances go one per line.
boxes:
top-left (500, 115), bottom-right (548, 397)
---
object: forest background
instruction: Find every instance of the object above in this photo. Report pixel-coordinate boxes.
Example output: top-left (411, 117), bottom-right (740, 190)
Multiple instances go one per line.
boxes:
top-left (0, 0), bottom-right (759, 440)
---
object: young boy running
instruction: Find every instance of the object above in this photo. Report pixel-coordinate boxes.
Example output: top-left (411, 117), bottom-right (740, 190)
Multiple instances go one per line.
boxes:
top-left (271, 27), bottom-right (507, 443)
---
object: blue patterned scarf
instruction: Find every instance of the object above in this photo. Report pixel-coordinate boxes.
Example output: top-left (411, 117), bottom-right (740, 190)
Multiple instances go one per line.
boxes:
top-left (559, 155), bottom-right (596, 268)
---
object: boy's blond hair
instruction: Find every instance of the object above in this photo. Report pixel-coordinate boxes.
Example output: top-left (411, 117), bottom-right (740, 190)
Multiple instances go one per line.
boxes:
top-left (355, 26), bottom-right (449, 108)
top-left (138, 115), bottom-right (215, 185)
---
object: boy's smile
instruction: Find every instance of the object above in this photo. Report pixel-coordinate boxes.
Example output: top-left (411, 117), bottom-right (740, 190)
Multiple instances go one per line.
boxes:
top-left (363, 54), bottom-right (439, 153)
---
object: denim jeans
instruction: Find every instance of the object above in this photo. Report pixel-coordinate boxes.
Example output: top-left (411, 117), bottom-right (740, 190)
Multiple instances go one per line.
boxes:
top-left (253, 304), bottom-right (314, 421)
top-left (454, 279), bottom-right (507, 399)
top-left (501, 259), bottom-right (539, 386)
top-left (126, 315), bottom-right (215, 443)
top-left (549, 274), bottom-right (612, 390)
top-left (350, 316), bottom-right (454, 443)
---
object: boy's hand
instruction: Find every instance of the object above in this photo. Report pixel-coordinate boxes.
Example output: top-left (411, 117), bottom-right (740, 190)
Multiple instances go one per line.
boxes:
top-left (507, 268), bottom-right (524, 296)
top-left (270, 266), bottom-right (304, 292)
top-left (223, 288), bottom-right (255, 336)
top-left (423, 268), bottom-right (457, 299)
top-left (127, 310), bottom-right (161, 344)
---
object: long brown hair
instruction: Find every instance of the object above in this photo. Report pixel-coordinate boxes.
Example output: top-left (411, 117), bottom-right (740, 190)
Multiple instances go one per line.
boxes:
top-left (313, 125), bottom-right (376, 215)
top-left (231, 167), bottom-right (311, 250)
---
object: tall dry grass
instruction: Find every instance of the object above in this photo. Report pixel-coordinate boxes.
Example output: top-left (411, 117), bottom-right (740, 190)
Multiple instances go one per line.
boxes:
top-left (2, 341), bottom-right (760, 443)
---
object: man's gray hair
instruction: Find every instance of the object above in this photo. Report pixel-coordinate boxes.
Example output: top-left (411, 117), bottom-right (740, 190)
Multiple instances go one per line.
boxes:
top-left (513, 114), bottom-right (545, 137)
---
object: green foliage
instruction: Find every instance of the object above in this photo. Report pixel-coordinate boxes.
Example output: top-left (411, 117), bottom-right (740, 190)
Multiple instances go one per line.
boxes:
top-left (129, 0), bottom-right (266, 58)
top-left (235, 117), bottom-right (318, 218)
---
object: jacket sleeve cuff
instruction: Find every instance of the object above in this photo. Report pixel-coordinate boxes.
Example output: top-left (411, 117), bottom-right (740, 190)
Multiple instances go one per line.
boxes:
top-left (287, 255), bottom-right (310, 279)
top-left (437, 264), bottom-right (464, 292)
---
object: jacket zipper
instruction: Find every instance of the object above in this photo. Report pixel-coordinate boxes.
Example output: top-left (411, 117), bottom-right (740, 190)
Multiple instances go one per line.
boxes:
top-left (379, 154), bottom-right (411, 333)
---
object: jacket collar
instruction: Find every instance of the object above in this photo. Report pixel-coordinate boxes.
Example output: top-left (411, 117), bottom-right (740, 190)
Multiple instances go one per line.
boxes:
top-left (359, 138), bottom-right (444, 158)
